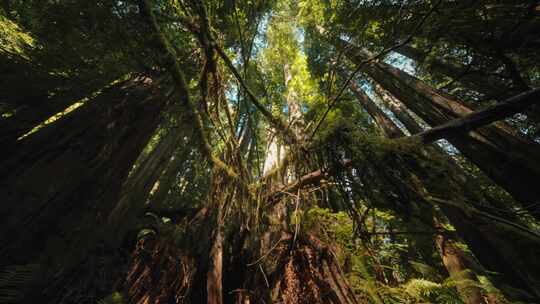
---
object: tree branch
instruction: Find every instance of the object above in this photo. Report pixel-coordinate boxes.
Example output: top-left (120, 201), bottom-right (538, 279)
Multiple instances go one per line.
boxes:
top-left (265, 160), bottom-right (351, 205)
top-left (409, 88), bottom-right (540, 143)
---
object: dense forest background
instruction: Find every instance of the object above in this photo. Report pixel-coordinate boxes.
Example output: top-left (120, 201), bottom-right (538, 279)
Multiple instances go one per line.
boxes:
top-left (1, 1), bottom-right (540, 303)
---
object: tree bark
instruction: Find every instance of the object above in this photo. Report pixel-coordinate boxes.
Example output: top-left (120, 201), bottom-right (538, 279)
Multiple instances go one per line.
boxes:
top-left (373, 83), bottom-right (424, 134)
top-left (124, 235), bottom-right (197, 304)
top-left (207, 220), bottom-right (224, 304)
top-left (0, 94), bottom-right (78, 154)
top-left (0, 78), bottom-right (169, 287)
top-left (106, 126), bottom-right (184, 245)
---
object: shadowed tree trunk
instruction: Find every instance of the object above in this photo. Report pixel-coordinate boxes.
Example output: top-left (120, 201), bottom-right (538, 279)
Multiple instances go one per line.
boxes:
top-left (0, 93), bottom-right (79, 154)
top-left (0, 77), bottom-right (170, 292)
top-left (122, 205), bottom-right (215, 304)
top-left (433, 218), bottom-right (487, 304)
top-left (106, 123), bottom-right (186, 245)
top-left (123, 235), bottom-right (197, 304)
top-left (0, 54), bottom-right (121, 155)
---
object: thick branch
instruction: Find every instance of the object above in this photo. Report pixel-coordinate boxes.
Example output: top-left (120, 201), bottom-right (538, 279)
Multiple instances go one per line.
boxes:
top-left (265, 160), bottom-right (351, 204)
top-left (410, 88), bottom-right (540, 143)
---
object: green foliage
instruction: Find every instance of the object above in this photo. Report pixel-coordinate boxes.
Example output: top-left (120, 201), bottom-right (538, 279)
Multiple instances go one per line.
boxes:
top-left (1, 0), bottom-right (534, 303)
top-left (304, 207), bottom-right (354, 250)
top-left (302, 206), bottom-right (464, 303)
top-left (409, 261), bottom-right (443, 282)
top-left (402, 278), bottom-right (464, 304)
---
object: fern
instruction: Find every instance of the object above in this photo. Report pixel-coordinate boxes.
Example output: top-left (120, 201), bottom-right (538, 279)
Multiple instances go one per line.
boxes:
top-left (400, 278), bottom-right (464, 304)
top-left (403, 278), bottom-right (441, 299)
top-left (409, 260), bottom-right (443, 281)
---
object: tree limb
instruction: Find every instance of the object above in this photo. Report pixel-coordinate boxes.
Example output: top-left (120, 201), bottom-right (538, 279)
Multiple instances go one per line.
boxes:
top-left (410, 88), bottom-right (540, 143)
top-left (265, 160), bottom-right (351, 205)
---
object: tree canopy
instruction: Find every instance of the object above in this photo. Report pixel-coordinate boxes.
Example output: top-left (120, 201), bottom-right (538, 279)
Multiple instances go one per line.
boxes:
top-left (1, 1), bottom-right (539, 303)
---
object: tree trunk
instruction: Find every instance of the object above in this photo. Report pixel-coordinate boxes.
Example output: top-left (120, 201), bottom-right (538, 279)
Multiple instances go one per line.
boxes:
top-left (372, 83), bottom-right (424, 134)
top-left (433, 218), bottom-right (486, 304)
top-left (395, 44), bottom-right (512, 98)
top-left (270, 232), bottom-right (359, 304)
top-left (346, 78), bottom-right (403, 138)
top-left (347, 80), bottom-right (492, 303)
top-left (106, 125), bottom-right (184, 245)
top-left (0, 78), bottom-right (170, 300)
top-left (412, 88), bottom-right (540, 143)
top-left (395, 44), bottom-right (540, 122)
top-left (207, 225), bottom-right (224, 304)
top-left (123, 205), bottom-right (216, 304)
top-left (0, 94), bottom-right (78, 154)
top-left (124, 235), bottom-right (197, 304)
top-left (341, 39), bottom-right (540, 219)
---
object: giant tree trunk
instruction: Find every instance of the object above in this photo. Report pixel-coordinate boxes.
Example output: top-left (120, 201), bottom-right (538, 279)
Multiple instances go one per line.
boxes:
top-left (122, 205), bottom-right (215, 304)
top-left (0, 54), bottom-right (119, 154)
top-left (106, 125), bottom-right (185, 245)
top-left (124, 235), bottom-right (197, 304)
top-left (269, 233), bottom-right (360, 304)
top-left (340, 39), bottom-right (540, 219)
top-left (372, 83), bottom-right (424, 134)
top-left (0, 93), bottom-right (79, 154)
top-left (0, 77), bottom-right (170, 301)
top-left (346, 79), bottom-right (403, 138)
